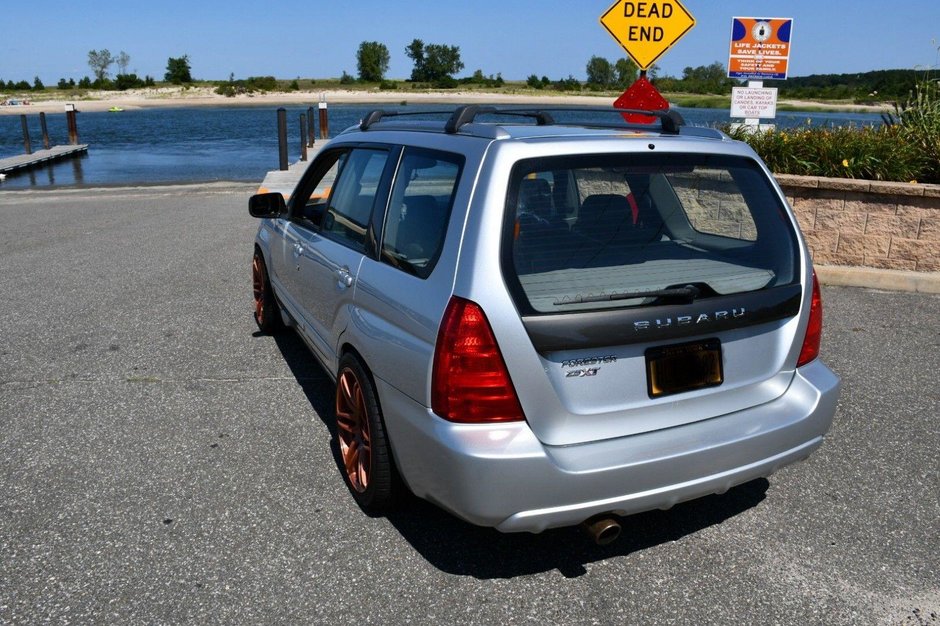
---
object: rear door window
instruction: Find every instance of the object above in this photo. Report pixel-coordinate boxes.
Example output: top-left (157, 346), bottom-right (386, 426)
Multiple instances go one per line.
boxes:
top-left (505, 154), bottom-right (799, 313)
top-left (380, 148), bottom-right (463, 279)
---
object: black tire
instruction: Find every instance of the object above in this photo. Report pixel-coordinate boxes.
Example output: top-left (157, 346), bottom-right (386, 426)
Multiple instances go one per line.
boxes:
top-left (251, 249), bottom-right (283, 334)
top-left (335, 353), bottom-right (400, 514)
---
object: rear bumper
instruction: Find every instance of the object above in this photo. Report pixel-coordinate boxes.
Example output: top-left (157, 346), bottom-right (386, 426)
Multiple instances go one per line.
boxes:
top-left (379, 359), bottom-right (840, 533)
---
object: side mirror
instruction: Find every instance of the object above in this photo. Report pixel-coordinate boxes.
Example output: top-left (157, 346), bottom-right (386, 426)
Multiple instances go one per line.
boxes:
top-left (249, 192), bottom-right (287, 218)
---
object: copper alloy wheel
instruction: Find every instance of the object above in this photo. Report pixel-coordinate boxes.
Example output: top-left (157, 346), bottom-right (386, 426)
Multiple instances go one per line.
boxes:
top-left (252, 254), bottom-right (266, 323)
top-left (336, 367), bottom-right (372, 493)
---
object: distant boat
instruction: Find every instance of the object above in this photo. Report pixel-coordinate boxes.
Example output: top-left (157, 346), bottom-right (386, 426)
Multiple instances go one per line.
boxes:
top-left (108, 106), bottom-right (124, 112)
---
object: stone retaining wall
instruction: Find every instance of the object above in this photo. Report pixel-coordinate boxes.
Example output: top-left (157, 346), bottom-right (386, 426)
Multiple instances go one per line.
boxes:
top-left (776, 175), bottom-right (940, 272)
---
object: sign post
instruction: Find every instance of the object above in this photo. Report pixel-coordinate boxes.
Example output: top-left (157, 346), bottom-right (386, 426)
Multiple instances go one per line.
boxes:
top-left (599, 0), bottom-right (695, 122)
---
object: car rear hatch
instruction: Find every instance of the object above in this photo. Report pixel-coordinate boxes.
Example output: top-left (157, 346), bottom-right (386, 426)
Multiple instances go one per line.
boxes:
top-left (500, 151), bottom-right (805, 446)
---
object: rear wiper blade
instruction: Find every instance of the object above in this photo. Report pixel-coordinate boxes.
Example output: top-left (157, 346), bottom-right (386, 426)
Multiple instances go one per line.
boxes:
top-left (553, 285), bottom-right (700, 306)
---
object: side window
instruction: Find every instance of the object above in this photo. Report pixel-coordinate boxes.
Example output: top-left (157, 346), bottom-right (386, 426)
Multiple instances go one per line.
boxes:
top-left (320, 148), bottom-right (390, 252)
top-left (381, 148), bottom-right (463, 279)
top-left (291, 151), bottom-right (346, 226)
top-left (667, 169), bottom-right (758, 241)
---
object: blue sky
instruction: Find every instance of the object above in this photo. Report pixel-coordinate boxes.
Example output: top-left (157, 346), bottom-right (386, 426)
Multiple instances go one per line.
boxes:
top-left (3, 1), bottom-right (939, 83)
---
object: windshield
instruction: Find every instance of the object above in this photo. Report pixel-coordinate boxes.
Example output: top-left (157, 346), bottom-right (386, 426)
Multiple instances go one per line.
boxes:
top-left (505, 153), bottom-right (799, 313)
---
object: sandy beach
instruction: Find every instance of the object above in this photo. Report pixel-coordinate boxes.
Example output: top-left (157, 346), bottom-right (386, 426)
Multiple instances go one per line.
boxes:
top-left (0, 85), bottom-right (891, 116)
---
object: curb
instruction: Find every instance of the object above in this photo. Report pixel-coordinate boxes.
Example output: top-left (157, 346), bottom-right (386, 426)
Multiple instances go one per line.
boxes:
top-left (816, 265), bottom-right (940, 294)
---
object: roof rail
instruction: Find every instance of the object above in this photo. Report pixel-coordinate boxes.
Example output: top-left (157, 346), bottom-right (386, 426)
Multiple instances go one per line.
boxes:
top-left (444, 106), bottom-right (685, 135)
top-left (444, 105), bottom-right (556, 133)
top-left (358, 105), bottom-right (686, 135)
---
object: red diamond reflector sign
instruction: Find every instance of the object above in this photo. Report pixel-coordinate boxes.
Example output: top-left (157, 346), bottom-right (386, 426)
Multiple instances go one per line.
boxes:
top-left (614, 77), bottom-right (669, 124)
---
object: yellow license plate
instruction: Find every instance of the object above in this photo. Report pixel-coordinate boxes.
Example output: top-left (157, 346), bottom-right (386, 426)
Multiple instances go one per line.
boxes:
top-left (646, 339), bottom-right (723, 398)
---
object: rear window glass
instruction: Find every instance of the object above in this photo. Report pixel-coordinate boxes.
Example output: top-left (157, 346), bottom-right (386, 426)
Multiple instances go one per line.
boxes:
top-left (505, 154), bottom-right (799, 313)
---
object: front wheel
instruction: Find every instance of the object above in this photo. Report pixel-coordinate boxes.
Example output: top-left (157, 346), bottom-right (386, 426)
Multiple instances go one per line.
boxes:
top-left (251, 249), bottom-right (283, 334)
top-left (335, 354), bottom-right (399, 514)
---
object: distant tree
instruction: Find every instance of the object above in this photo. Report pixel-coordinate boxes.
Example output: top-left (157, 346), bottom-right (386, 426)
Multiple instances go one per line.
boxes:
top-left (165, 55), bottom-right (193, 84)
top-left (678, 62), bottom-right (736, 94)
top-left (116, 51), bottom-right (131, 75)
top-left (78, 76), bottom-right (92, 89)
top-left (356, 41), bottom-right (390, 82)
top-left (339, 71), bottom-right (355, 85)
top-left (115, 73), bottom-right (146, 90)
top-left (405, 39), bottom-right (425, 77)
top-left (14, 80), bottom-right (31, 91)
top-left (87, 49), bottom-right (114, 82)
top-left (405, 39), bottom-right (464, 84)
top-left (553, 75), bottom-right (582, 92)
top-left (586, 56), bottom-right (615, 88)
top-left (527, 74), bottom-right (543, 89)
top-left (33, 76), bottom-right (45, 91)
top-left (615, 58), bottom-right (638, 87)
top-left (57, 78), bottom-right (70, 90)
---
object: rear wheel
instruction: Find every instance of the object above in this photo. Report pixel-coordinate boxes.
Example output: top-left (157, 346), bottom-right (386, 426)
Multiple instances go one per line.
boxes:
top-left (335, 353), bottom-right (399, 513)
top-left (252, 249), bottom-right (283, 333)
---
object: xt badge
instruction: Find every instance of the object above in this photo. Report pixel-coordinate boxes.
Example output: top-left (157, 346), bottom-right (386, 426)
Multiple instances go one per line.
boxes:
top-left (566, 368), bottom-right (599, 378)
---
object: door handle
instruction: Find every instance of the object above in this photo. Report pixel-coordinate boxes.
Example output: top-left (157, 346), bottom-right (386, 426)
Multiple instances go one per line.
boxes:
top-left (336, 267), bottom-right (354, 288)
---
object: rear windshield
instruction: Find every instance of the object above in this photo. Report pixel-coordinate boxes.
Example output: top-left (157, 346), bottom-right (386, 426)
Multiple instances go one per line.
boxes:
top-left (504, 154), bottom-right (799, 313)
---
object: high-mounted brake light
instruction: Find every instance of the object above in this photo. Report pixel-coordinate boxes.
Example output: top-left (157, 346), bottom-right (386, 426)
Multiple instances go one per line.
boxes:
top-left (431, 297), bottom-right (525, 423)
top-left (797, 270), bottom-right (823, 367)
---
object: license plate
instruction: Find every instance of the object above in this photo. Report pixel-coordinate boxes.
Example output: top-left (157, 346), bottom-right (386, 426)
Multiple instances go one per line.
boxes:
top-left (646, 339), bottom-right (723, 398)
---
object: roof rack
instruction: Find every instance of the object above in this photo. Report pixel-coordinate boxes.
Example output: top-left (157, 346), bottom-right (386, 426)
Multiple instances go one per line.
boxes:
top-left (358, 105), bottom-right (686, 135)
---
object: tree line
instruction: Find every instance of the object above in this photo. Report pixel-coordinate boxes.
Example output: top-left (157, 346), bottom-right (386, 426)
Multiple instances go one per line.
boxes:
top-left (1, 41), bottom-right (927, 100)
top-left (0, 49), bottom-right (194, 92)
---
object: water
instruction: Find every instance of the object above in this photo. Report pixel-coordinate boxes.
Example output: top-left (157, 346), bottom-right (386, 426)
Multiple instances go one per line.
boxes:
top-left (0, 103), bottom-right (886, 189)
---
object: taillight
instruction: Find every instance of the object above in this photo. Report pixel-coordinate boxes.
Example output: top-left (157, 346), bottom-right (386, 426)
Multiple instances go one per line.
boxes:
top-left (431, 297), bottom-right (525, 423)
top-left (797, 270), bottom-right (823, 367)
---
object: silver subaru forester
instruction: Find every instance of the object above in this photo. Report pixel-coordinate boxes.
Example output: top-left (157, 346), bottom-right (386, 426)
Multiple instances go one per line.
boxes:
top-left (249, 106), bottom-right (840, 544)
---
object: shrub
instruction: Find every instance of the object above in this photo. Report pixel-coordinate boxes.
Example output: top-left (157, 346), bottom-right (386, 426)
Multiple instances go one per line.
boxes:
top-left (245, 76), bottom-right (277, 91)
top-left (725, 123), bottom-right (926, 183)
top-left (433, 75), bottom-right (458, 89)
top-left (379, 80), bottom-right (398, 90)
top-left (884, 75), bottom-right (940, 183)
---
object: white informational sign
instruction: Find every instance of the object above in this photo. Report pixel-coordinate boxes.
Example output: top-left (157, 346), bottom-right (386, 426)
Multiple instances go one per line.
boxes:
top-left (731, 86), bottom-right (778, 119)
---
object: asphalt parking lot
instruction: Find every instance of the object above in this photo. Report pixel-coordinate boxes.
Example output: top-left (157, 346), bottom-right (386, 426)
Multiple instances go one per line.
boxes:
top-left (1, 184), bottom-right (937, 625)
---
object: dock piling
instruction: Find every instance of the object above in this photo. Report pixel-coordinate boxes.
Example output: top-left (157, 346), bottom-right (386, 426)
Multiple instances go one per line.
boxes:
top-left (40, 113), bottom-right (51, 150)
top-left (306, 107), bottom-right (315, 147)
top-left (21, 115), bottom-right (32, 155)
top-left (300, 113), bottom-right (308, 162)
top-left (318, 98), bottom-right (329, 140)
top-left (277, 108), bottom-right (288, 171)
top-left (66, 104), bottom-right (79, 144)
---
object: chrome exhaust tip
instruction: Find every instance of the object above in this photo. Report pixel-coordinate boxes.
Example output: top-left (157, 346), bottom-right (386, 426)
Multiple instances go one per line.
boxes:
top-left (580, 515), bottom-right (622, 546)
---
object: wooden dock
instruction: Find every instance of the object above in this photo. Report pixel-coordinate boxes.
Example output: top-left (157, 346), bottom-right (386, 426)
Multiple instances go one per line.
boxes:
top-left (0, 144), bottom-right (89, 176)
top-left (257, 143), bottom-right (326, 197)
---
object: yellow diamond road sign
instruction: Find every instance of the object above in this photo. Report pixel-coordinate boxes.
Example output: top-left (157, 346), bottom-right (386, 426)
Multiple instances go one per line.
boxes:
top-left (600, 0), bottom-right (696, 69)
